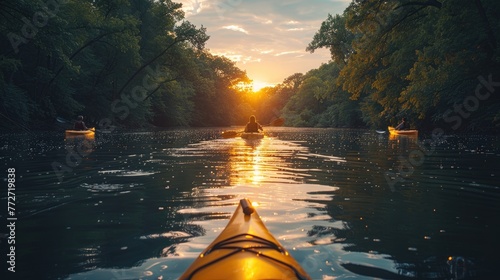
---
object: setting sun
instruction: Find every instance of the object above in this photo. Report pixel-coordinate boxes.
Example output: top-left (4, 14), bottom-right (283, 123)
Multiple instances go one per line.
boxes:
top-left (251, 80), bottom-right (275, 92)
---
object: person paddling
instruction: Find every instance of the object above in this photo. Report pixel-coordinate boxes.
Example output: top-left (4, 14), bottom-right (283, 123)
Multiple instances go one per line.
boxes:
top-left (244, 115), bottom-right (263, 133)
top-left (74, 115), bottom-right (89, 131)
top-left (395, 117), bottom-right (408, 131)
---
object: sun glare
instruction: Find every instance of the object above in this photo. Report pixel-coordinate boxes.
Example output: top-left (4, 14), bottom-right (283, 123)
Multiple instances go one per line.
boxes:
top-left (252, 81), bottom-right (274, 92)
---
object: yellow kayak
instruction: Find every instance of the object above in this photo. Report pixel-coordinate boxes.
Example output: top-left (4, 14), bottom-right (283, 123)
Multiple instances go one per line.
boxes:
top-left (388, 126), bottom-right (418, 136)
top-left (65, 127), bottom-right (95, 136)
top-left (179, 199), bottom-right (311, 280)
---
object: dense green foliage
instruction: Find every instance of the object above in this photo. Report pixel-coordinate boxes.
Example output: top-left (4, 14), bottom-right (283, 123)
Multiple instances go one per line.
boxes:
top-left (2, 0), bottom-right (499, 132)
top-left (0, 0), bottom-right (250, 130)
top-left (259, 64), bottom-right (363, 128)
top-left (295, 0), bottom-right (500, 132)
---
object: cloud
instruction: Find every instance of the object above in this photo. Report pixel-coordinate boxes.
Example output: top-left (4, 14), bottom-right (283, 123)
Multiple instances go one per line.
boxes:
top-left (177, 0), bottom-right (205, 17)
top-left (222, 25), bottom-right (249, 34)
top-left (251, 48), bottom-right (275, 55)
top-left (274, 50), bottom-right (302, 57)
top-left (211, 51), bottom-right (261, 64)
top-left (179, 0), bottom-right (349, 84)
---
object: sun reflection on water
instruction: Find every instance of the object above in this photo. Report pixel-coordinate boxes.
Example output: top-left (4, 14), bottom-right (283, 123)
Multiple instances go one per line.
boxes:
top-left (229, 139), bottom-right (266, 185)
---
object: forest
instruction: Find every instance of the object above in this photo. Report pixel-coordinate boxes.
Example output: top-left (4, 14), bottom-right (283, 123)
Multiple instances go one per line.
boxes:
top-left (1, 0), bottom-right (499, 133)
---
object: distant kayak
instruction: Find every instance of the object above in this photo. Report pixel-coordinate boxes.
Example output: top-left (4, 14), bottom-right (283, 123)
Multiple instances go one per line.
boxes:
top-left (388, 126), bottom-right (418, 136)
top-left (65, 128), bottom-right (95, 136)
top-left (241, 132), bottom-right (264, 140)
top-left (179, 198), bottom-right (311, 280)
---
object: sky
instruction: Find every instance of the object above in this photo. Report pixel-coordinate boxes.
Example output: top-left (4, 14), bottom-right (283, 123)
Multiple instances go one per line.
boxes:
top-left (176, 0), bottom-right (351, 91)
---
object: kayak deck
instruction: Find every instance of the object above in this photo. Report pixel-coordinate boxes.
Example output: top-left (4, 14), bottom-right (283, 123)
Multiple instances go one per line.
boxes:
top-left (179, 199), bottom-right (311, 280)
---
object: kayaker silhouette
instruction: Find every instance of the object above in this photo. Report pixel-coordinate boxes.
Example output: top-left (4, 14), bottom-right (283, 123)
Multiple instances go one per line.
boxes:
top-left (244, 115), bottom-right (263, 133)
top-left (74, 115), bottom-right (89, 131)
top-left (395, 117), bottom-right (408, 130)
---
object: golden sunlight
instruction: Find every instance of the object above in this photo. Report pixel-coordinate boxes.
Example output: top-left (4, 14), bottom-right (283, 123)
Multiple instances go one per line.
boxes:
top-left (251, 80), bottom-right (274, 92)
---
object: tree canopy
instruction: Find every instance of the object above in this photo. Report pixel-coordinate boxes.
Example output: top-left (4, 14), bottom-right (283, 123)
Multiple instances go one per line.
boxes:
top-left (1, 0), bottom-right (499, 133)
top-left (0, 0), bottom-right (250, 130)
top-left (303, 0), bottom-right (500, 132)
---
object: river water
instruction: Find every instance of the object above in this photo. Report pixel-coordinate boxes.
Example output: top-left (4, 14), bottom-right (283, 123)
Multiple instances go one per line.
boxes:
top-left (1, 127), bottom-right (499, 279)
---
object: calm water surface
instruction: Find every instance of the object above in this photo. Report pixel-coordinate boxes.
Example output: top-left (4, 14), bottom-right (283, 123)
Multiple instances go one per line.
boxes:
top-left (1, 127), bottom-right (499, 279)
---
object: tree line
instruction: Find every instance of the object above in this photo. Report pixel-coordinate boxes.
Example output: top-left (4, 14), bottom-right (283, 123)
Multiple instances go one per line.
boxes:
top-left (0, 0), bottom-right (251, 131)
top-left (1, 0), bottom-right (499, 133)
top-left (267, 0), bottom-right (499, 132)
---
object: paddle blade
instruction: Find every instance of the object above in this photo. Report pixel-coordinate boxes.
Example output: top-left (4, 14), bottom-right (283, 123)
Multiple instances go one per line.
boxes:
top-left (222, 130), bottom-right (239, 138)
top-left (56, 117), bottom-right (69, 123)
top-left (269, 117), bottom-right (284, 126)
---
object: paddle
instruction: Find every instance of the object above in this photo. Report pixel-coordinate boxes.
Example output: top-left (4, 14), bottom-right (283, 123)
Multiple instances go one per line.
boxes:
top-left (221, 130), bottom-right (242, 138)
top-left (268, 117), bottom-right (284, 126)
top-left (56, 116), bottom-right (71, 124)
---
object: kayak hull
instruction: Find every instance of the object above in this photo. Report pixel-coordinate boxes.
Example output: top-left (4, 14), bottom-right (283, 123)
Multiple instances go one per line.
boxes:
top-left (388, 126), bottom-right (418, 136)
top-left (241, 132), bottom-right (264, 140)
top-left (65, 129), bottom-right (94, 135)
top-left (65, 128), bottom-right (95, 139)
top-left (179, 199), bottom-right (311, 280)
